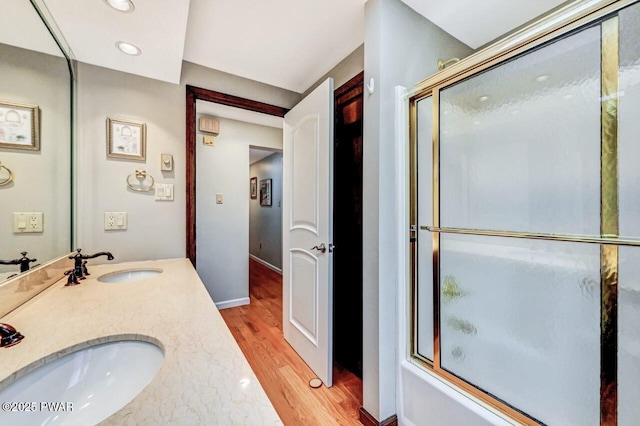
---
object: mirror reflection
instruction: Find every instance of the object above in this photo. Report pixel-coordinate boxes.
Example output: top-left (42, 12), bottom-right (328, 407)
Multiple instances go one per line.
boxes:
top-left (0, 2), bottom-right (72, 282)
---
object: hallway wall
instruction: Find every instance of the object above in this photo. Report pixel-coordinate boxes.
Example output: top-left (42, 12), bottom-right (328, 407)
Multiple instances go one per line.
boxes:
top-left (249, 153), bottom-right (283, 271)
top-left (195, 115), bottom-right (282, 306)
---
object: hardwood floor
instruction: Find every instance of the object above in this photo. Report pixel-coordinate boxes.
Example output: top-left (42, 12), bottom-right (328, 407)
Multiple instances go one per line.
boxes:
top-left (220, 258), bottom-right (363, 425)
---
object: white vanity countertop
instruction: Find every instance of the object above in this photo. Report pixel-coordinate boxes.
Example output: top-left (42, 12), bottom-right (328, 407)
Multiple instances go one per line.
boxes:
top-left (0, 258), bottom-right (282, 425)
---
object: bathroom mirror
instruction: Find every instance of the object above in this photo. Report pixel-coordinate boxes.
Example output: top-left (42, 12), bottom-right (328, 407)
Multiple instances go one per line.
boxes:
top-left (0, 1), bottom-right (74, 283)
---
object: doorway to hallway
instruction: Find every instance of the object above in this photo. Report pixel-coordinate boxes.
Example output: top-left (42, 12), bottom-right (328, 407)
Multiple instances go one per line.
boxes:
top-left (185, 79), bottom-right (365, 413)
top-left (249, 148), bottom-right (283, 274)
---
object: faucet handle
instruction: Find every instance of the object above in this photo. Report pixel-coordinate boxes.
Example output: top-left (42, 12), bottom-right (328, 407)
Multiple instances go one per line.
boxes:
top-left (64, 269), bottom-right (80, 286)
top-left (18, 252), bottom-right (37, 273)
top-left (0, 323), bottom-right (24, 348)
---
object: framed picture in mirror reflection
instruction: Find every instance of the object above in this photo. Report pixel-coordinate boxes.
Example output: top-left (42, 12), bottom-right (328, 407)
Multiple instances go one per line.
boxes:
top-left (107, 117), bottom-right (146, 161)
top-left (0, 101), bottom-right (40, 151)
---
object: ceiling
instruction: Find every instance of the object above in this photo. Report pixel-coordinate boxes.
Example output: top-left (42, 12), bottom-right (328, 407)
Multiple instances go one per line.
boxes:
top-left (400, 0), bottom-right (567, 49)
top-left (250, 148), bottom-right (279, 165)
top-left (2, 0), bottom-right (62, 57)
top-left (4, 0), bottom-right (570, 94)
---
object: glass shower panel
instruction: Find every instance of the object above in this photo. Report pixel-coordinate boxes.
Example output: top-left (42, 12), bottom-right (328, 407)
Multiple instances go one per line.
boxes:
top-left (619, 246), bottom-right (640, 426)
top-left (417, 97), bottom-right (433, 360)
top-left (440, 26), bottom-right (601, 236)
top-left (439, 234), bottom-right (600, 425)
top-left (618, 2), bottom-right (640, 240)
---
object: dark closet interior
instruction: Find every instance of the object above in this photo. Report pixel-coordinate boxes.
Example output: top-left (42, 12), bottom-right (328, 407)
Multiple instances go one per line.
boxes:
top-left (333, 72), bottom-right (364, 377)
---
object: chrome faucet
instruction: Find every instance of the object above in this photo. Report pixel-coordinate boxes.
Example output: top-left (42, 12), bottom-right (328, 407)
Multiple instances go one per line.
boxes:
top-left (65, 248), bottom-right (114, 286)
top-left (0, 251), bottom-right (37, 273)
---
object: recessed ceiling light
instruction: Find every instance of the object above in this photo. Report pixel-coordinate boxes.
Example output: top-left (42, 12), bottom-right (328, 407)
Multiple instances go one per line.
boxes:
top-left (104, 0), bottom-right (135, 12)
top-left (116, 41), bottom-right (141, 56)
top-left (478, 95), bottom-right (490, 102)
top-left (535, 74), bottom-right (549, 82)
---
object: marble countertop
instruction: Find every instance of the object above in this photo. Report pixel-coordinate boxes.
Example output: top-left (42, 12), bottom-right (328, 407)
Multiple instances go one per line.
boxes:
top-left (0, 258), bottom-right (282, 425)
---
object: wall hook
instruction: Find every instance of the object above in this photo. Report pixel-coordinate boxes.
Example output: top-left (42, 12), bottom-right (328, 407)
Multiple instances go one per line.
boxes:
top-left (366, 77), bottom-right (375, 95)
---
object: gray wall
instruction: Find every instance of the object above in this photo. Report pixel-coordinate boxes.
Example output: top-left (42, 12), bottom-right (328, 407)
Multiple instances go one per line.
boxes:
top-left (0, 43), bottom-right (70, 275)
top-left (76, 62), bottom-right (185, 263)
top-left (301, 44), bottom-right (364, 98)
top-left (195, 116), bottom-right (282, 305)
top-left (76, 61), bottom-right (298, 268)
top-left (362, 0), bottom-right (473, 420)
top-left (249, 153), bottom-right (283, 270)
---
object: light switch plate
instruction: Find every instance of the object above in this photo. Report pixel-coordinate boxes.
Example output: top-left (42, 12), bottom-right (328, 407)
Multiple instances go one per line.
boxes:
top-left (13, 212), bottom-right (43, 233)
top-left (203, 135), bottom-right (215, 146)
top-left (161, 153), bottom-right (173, 171)
top-left (216, 193), bottom-right (223, 204)
top-left (155, 184), bottom-right (174, 201)
top-left (105, 212), bottom-right (127, 230)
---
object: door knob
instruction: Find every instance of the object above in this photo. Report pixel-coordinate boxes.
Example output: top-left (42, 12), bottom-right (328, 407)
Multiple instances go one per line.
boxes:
top-left (310, 243), bottom-right (335, 254)
top-left (311, 243), bottom-right (327, 253)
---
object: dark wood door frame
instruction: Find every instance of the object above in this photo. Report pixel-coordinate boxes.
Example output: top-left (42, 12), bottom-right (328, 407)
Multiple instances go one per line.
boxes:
top-left (185, 85), bottom-right (289, 265)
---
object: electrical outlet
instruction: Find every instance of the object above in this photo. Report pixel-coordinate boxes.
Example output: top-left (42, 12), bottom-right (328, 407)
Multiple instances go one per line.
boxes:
top-left (105, 212), bottom-right (127, 230)
top-left (13, 212), bottom-right (43, 233)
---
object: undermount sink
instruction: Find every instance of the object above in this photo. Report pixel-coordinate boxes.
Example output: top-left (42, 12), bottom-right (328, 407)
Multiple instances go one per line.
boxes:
top-left (97, 268), bottom-right (163, 283)
top-left (0, 340), bottom-right (164, 425)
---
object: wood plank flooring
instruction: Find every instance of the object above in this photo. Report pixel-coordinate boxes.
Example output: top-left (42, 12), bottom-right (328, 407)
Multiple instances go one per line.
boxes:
top-left (220, 258), bottom-right (363, 425)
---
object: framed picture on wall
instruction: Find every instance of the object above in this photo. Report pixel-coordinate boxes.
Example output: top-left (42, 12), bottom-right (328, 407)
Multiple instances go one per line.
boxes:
top-left (0, 101), bottom-right (40, 151)
top-left (106, 117), bottom-right (146, 161)
top-left (260, 178), bottom-right (272, 206)
top-left (250, 177), bottom-right (257, 199)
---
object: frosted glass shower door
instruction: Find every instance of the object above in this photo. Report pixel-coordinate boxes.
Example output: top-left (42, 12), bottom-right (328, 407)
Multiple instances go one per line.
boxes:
top-left (439, 26), bottom-right (602, 236)
top-left (439, 235), bottom-right (600, 425)
top-left (413, 18), bottom-right (608, 426)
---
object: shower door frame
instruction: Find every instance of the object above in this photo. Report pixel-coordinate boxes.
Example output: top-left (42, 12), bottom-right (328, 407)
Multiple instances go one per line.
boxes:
top-left (408, 0), bottom-right (637, 424)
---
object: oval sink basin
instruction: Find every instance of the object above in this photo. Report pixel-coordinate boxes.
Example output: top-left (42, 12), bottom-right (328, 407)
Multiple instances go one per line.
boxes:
top-left (0, 340), bottom-right (164, 425)
top-left (97, 268), bottom-right (162, 283)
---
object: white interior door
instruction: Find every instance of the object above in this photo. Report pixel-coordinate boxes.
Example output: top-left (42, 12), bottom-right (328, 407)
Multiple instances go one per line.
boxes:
top-left (282, 78), bottom-right (334, 387)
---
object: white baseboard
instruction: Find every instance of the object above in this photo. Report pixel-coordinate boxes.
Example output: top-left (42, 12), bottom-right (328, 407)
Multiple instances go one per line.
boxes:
top-left (249, 254), bottom-right (282, 274)
top-left (215, 297), bottom-right (250, 310)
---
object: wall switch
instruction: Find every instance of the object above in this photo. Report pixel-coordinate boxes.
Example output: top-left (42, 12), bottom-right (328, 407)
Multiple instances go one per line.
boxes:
top-left (161, 153), bottom-right (173, 171)
top-left (203, 135), bottom-right (215, 146)
top-left (155, 184), bottom-right (174, 201)
top-left (216, 193), bottom-right (223, 204)
top-left (13, 212), bottom-right (43, 233)
top-left (105, 212), bottom-right (127, 230)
